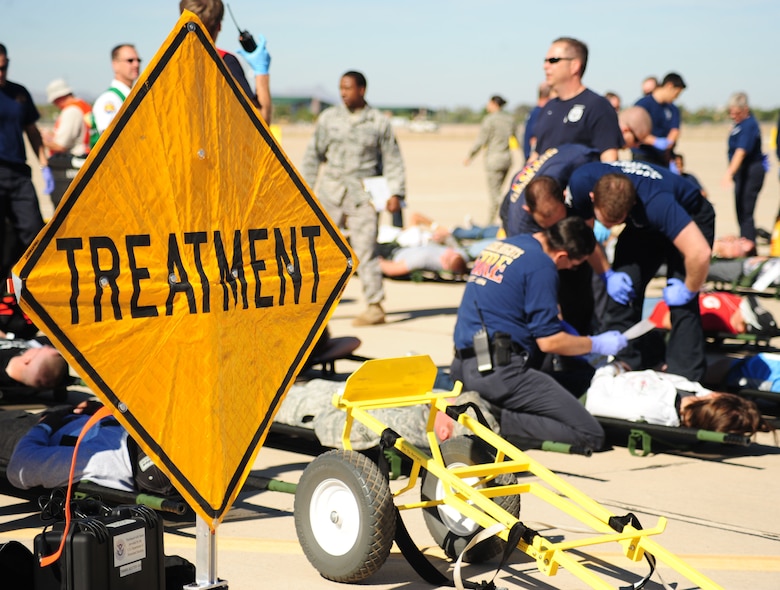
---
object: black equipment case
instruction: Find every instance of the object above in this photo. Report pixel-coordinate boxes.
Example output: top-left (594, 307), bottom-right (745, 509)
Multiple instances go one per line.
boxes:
top-left (33, 504), bottom-right (164, 590)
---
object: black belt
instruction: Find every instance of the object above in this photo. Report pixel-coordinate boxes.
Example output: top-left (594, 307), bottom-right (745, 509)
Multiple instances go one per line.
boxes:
top-left (454, 341), bottom-right (525, 359)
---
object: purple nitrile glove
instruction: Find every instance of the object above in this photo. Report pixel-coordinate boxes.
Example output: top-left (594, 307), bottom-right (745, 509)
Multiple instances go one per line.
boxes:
top-left (600, 269), bottom-right (635, 305)
top-left (41, 166), bottom-right (55, 195)
top-left (653, 137), bottom-right (670, 150)
top-left (663, 278), bottom-right (697, 306)
top-left (589, 331), bottom-right (629, 357)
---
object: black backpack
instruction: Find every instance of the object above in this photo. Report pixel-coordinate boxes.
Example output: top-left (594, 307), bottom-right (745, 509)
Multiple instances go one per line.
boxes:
top-left (126, 437), bottom-right (177, 497)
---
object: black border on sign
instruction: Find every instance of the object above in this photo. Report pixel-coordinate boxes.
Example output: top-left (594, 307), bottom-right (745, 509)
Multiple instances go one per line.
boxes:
top-left (17, 20), bottom-right (353, 520)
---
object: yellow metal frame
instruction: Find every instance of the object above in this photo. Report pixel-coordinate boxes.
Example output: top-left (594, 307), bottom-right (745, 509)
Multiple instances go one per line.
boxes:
top-left (333, 355), bottom-right (724, 590)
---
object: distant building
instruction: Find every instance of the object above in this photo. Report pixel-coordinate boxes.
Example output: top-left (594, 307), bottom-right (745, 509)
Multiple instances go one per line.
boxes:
top-left (273, 86), bottom-right (338, 116)
top-left (272, 86), bottom-right (437, 125)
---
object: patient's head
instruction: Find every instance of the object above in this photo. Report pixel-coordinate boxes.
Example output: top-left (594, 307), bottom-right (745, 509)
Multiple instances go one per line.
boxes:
top-left (680, 393), bottom-right (773, 436)
top-left (440, 248), bottom-right (468, 274)
top-left (6, 346), bottom-right (68, 388)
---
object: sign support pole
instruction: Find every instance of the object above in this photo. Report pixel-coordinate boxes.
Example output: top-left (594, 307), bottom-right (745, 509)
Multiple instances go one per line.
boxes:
top-left (185, 516), bottom-right (228, 589)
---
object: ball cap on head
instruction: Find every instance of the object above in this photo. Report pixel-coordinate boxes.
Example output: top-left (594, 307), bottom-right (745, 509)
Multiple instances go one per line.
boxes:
top-left (46, 78), bottom-right (72, 103)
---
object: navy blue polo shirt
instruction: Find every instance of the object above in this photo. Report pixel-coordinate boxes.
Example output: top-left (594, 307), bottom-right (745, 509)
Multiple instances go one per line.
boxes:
top-left (453, 234), bottom-right (561, 354)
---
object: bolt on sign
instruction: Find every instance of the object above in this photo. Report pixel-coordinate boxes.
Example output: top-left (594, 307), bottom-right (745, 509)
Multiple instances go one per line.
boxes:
top-left (12, 11), bottom-right (356, 527)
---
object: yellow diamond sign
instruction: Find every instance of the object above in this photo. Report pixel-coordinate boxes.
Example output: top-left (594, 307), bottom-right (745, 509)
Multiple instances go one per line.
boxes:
top-left (13, 12), bottom-right (356, 526)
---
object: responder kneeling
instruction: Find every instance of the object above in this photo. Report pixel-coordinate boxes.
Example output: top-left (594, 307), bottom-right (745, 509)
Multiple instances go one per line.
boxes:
top-left (450, 216), bottom-right (627, 451)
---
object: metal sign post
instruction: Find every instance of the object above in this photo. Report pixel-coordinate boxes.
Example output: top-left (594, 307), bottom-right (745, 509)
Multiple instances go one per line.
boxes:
top-left (184, 516), bottom-right (228, 589)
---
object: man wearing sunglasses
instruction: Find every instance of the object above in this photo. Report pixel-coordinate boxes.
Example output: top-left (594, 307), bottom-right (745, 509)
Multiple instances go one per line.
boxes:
top-left (0, 43), bottom-right (47, 281)
top-left (91, 44), bottom-right (141, 135)
top-left (531, 37), bottom-right (623, 163)
top-left (529, 37), bottom-right (625, 337)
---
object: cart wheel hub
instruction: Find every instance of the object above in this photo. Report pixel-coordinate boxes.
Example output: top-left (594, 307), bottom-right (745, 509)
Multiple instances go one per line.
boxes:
top-left (435, 461), bottom-right (482, 537)
top-left (308, 478), bottom-right (361, 556)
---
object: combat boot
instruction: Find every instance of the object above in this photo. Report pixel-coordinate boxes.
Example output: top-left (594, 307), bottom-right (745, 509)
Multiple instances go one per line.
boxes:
top-left (353, 303), bottom-right (385, 326)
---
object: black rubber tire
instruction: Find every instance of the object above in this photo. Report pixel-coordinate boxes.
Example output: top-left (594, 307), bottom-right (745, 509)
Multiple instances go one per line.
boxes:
top-left (421, 435), bottom-right (520, 563)
top-left (294, 449), bottom-right (396, 582)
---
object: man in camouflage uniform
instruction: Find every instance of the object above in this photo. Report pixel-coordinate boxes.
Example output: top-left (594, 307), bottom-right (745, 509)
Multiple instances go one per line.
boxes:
top-left (301, 71), bottom-right (406, 326)
top-left (464, 95), bottom-right (517, 224)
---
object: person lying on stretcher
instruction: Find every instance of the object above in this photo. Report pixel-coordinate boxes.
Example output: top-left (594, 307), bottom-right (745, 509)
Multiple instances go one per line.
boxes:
top-left (0, 400), bottom-right (173, 495)
top-left (584, 362), bottom-right (774, 437)
top-left (1, 294), bottom-right (69, 395)
top-left (1, 340), bottom-right (68, 393)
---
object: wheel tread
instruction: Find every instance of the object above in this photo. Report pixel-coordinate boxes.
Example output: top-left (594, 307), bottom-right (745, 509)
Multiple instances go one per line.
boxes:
top-left (295, 449), bottom-right (396, 582)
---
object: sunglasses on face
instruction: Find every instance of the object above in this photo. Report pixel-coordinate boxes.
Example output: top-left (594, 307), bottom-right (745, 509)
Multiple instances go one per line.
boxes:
top-left (544, 57), bottom-right (574, 64)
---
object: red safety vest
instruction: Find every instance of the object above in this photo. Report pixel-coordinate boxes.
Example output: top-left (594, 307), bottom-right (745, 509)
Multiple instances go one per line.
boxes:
top-left (55, 97), bottom-right (93, 155)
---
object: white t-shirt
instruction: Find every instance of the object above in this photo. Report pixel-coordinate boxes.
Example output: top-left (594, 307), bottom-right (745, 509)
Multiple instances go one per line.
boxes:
top-left (92, 80), bottom-right (132, 134)
top-left (585, 367), bottom-right (710, 427)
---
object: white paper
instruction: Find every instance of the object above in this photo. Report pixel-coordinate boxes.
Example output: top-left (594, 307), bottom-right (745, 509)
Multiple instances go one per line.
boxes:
top-left (362, 176), bottom-right (391, 211)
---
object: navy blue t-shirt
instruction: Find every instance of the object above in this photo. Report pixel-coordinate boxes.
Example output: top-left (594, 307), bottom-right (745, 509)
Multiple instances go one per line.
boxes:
top-left (632, 94), bottom-right (680, 165)
top-left (221, 51), bottom-right (260, 108)
top-left (533, 88), bottom-right (623, 156)
top-left (500, 143), bottom-right (599, 236)
top-left (0, 81), bottom-right (40, 165)
top-left (568, 161), bottom-right (702, 241)
top-left (522, 106), bottom-right (542, 161)
top-left (453, 235), bottom-right (562, 355)
top-left (728, 113), bottom-right (763, 165)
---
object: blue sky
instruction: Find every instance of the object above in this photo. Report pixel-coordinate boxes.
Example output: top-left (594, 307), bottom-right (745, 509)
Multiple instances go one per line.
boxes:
top-left (2, 0), bottom-right (779, 111)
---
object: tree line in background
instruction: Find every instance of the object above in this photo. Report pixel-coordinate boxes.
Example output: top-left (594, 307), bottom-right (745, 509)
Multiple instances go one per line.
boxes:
top-left (273, 104), bottom-right (780, 126)
top-left (37, 101), bottom-right (779, 127)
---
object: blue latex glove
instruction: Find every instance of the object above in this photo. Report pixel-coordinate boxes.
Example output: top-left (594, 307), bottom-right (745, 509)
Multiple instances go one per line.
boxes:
top-left (560, 319), bottom-right (579, 336)
top-left (41, 166), bottom-right (55, 195)
top-left (589, 331), bottom-right (628, 357)
top-left (668, 159), bottom-right (680, 175)
top-left (653, 137), bottom-right (670, 150)
top-left (237, 34), bottom-right (270, 75)
top-left (600, 269), bottom-right (635, 305)
top-left (593, 220), bottom-right (610, 244)
top-left (663, 278), bottom-right (697, 306)
top-left (762, 153), bottom-right (770, 173)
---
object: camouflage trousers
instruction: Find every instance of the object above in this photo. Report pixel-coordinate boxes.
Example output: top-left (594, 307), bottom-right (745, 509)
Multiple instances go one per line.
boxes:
top-left (319, 192), bottom-right (384, 305)
top-left (484, 163), bottom-right (511, 225)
